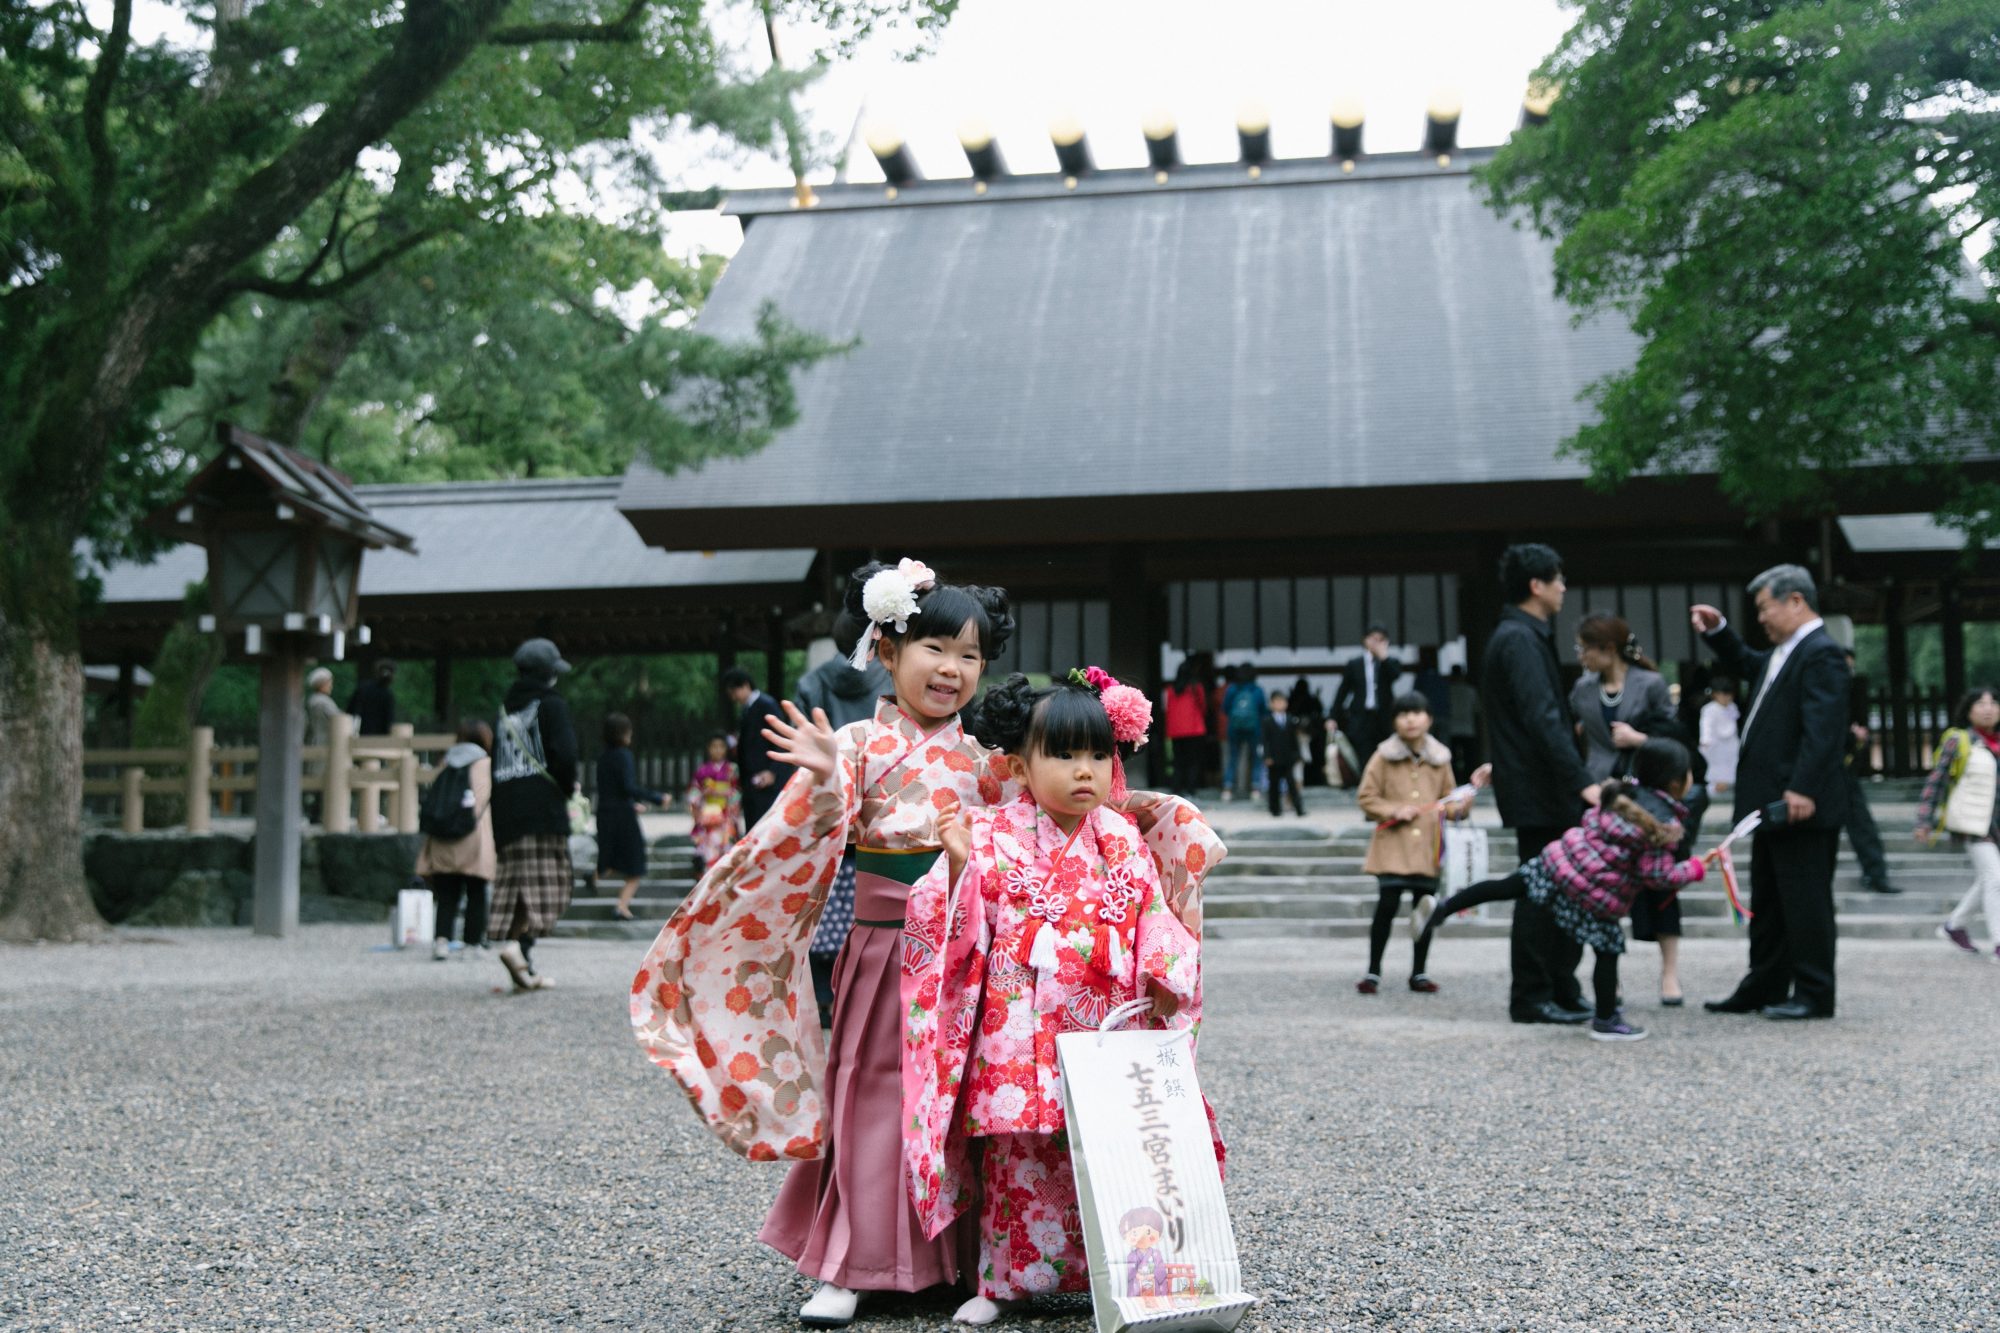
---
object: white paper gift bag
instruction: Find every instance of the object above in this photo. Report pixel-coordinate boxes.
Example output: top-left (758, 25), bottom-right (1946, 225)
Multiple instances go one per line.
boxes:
top-left (391, 887), bottom-right (435, 948)
top-left (1440, 823), bottom-right (1489, 898)
top-left (1056, 1000), bottom-right (1257, 1333)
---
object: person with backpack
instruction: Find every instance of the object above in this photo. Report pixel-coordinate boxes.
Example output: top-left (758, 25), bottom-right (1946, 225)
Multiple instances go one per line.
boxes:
top-left (1222, 664), bottom-right (1267, 801)
top-left (490, 638), bottom-right (580, 992)
top-left (1921, 686), bottom-right (2000, 961)
top-left (415, 719), bottom-right (496, 961)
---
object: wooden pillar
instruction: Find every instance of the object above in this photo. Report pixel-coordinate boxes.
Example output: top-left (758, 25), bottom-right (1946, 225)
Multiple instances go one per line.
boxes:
top-left (252, 646), bottom-right (305, 938)
top-left (392, 722), bottom-right (420, 833)
top-left (716, 613), bottom-right (738, 725)
top-left (186, 726), bottom-right (214, 834)
top-left (1942, 578), bottom-right (1967, 707)
top-left (1886, 578), bottom-right (1910, 776)
top-left (433, 655), bottom-right (454, 731)
top-left (766, 610), bottom-right (787, 698)
top-left (116, 659), bottom-right (137, 746)
top-left (324, 712), bottom-right (354, 834)
top-left (121, 766), bottom-right (144, 833)
top-left (1104, 547), bottom-right (1163, 785)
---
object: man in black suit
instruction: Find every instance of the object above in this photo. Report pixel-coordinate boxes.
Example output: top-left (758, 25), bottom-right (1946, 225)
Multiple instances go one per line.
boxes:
top-left (1694, 564), bottom-right (1851, 1020)
top-left (724, 667), bottom-right (793, 830)
top-left (1334, 625), bottom-right (1401, 770)
top-left (1481, 544), bottom-right (1601, 1025)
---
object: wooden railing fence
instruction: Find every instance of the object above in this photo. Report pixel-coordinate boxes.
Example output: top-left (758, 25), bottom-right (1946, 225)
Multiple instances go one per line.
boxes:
top-left (83, 716), bottom-right (456, 835)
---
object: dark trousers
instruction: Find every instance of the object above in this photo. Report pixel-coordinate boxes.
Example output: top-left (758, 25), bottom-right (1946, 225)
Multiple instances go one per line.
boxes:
top-left (427, 873), bottom-right (488, 946)
top-left (1448, 739), bottom-right (1478, 787)
top-left (1267, 766), bottom-right (1304, 816)
top-left (1841, 769), bottom-right (1890, 889)
top-left (741, 779), bottom-right (779, 831)
top-left (1368, 876), bottom-right (1436, 976)
top-left (1506, 825), bottom-right (1584, 1017)
top-left (1169, 737), bottom-right (1205, 794)
top-left (1728, 827), bottom-right (1841, 1014)
top-left (1434, 870), bottom-right (1617, 1019)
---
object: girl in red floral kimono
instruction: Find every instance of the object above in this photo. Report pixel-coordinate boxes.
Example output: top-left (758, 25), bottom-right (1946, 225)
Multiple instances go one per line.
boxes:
top-left (901, 670), bottom-right (1224, 1326)
top-left (633, 558), bottom-right (1020, 1327)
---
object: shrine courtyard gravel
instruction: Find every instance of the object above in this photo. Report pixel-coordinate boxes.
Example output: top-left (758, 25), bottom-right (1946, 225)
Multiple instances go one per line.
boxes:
top-left (3, 926), bottom-right (1995, 1332)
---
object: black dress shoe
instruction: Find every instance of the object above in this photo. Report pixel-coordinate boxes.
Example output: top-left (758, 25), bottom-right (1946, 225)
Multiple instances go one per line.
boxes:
top-left (1866, 882), bottom-right (1903, 895)
top-left (1516, 1001), bottom-right (1590, 1025)
top-left (1703, 998), bottom-right (1759, 1014)
top-left (1762, 1001), bottom-right (1832, 1021)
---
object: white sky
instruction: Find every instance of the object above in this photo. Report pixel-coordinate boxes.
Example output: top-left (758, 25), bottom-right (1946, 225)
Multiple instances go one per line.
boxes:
top-left (665, 0), bottom-right (1576, 257)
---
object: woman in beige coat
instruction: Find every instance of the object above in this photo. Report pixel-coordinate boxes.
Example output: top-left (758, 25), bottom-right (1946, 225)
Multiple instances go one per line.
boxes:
top-left (415, 720), bottom-right (497, 961)
top-left (1355, 692), bottom-right (1483, 994)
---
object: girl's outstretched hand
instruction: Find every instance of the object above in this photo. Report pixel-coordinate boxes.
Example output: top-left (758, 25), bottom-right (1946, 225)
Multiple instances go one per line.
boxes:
top-left (762, 701), bottom-right (839, 784)
top-left (935, 791), bottom-right (973, 882)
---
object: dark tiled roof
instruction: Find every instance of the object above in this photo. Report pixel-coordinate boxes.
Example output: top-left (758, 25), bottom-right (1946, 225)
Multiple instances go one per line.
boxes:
top-left (97, 478), bottom-right (812, 605)
top-left (619, 149), bottom-right (1642, 543)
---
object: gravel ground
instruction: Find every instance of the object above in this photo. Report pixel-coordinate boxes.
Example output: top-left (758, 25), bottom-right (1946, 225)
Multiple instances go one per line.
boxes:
top-left (4, 926), bottom-right (1996, 1332)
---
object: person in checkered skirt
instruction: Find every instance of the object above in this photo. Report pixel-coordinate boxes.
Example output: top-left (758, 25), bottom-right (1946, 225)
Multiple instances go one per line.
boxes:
top-left (489, 638), bottom-right (580, 992)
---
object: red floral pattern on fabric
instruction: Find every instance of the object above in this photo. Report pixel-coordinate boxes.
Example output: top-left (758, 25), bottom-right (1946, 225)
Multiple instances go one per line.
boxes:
top-left (899, 794), bottom-right (1226, 1240)
top-left (630, 700), bottom-right (1021, 1161)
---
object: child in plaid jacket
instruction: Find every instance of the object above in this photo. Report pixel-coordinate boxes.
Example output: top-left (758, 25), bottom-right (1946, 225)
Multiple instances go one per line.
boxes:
top-left (1417, 737), bottom-right (1708, 1042)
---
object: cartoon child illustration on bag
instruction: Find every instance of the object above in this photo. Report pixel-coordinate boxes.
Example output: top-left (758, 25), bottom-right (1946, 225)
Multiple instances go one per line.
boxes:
top-left (1122, 1206), bottom-right (1168, 1299)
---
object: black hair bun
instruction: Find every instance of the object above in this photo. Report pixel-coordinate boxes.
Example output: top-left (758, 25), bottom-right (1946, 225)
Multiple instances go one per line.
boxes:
top-left (964, 585), bottom-right (1015, 657)
top-left (970, 673), bottom-right (1037, 753)
top-left (843, 561), bottom-right (889, 621)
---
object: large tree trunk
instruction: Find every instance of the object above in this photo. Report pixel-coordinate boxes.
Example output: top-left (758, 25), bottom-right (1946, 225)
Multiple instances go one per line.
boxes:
top-left (0, 612), bottom-right (101, 944)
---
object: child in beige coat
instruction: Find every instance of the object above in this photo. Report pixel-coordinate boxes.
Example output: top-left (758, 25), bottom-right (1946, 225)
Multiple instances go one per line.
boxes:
top-left (415, 719), bottom-right (497, 960)
top-left (1354, 692), bottom-right (1484, 994)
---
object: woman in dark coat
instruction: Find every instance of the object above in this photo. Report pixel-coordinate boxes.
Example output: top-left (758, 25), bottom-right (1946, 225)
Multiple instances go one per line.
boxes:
top-left (597, 713), bottom-right (664, 921)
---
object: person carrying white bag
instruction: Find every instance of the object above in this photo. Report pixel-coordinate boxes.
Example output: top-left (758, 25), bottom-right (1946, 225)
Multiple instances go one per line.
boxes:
top-left (900, 670), bottom-right (1228, 1328)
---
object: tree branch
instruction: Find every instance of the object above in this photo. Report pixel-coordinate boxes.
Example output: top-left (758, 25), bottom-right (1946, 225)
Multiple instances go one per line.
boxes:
top-left (83, 0), bottom-right (133, 229)
top-left (224, 225), bottom-right (445, 300)
top-left (489, 0), bottom-right (648, 46)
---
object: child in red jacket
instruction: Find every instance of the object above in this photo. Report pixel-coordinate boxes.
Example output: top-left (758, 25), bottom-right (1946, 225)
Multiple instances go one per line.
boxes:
top-left (1417, 737), bottom-right (1707, 1042)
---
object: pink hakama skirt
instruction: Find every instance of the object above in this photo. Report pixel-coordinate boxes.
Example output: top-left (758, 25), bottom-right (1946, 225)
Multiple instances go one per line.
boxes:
top-left (758, 870), bottom-right (972, 1291)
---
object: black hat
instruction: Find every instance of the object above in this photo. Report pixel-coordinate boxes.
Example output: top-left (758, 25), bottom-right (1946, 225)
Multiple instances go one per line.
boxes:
top-left (514, 638), bottom-right (571, 676)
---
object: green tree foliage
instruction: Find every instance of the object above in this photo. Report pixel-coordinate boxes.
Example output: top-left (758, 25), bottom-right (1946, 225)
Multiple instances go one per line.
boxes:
top-left (0, 0), bottom-right (952, 939)
top-left (1483, 0), bottom-right (2000, 538)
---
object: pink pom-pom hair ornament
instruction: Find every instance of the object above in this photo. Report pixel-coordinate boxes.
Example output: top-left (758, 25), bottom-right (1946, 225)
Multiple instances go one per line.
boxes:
top-left (1067, 665), bottom-right (1153, 802)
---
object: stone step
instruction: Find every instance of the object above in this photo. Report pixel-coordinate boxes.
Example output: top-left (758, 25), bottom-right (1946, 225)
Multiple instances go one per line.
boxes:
top-left (1197, 889), bottom-right (1961, 920)
top-left (1201, 913), bottom-right (1953, 942)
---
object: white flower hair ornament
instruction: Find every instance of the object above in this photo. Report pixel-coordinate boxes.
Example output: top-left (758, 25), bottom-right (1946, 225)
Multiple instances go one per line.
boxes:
top-left (850, 558), bottom-right (939, 669)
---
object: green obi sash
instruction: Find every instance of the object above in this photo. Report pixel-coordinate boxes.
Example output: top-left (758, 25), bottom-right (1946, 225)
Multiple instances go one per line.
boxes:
top-left (854, 846), bottom-right (942, 886)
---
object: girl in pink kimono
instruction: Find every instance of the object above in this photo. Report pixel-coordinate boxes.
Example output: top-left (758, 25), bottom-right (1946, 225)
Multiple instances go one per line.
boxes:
top-left (901, 670), bottom-right (1224, 1326)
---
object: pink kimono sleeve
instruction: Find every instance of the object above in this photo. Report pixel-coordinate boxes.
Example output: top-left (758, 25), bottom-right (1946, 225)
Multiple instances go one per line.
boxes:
top-left (900, 820), bottom-right (993, 1240)
top-left (629, 746), bottom-right (859, 1163)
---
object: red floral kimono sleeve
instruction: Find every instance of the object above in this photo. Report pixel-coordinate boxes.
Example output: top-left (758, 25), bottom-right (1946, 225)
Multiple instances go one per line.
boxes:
top-left (629, 740), bottom-right (862, 1162)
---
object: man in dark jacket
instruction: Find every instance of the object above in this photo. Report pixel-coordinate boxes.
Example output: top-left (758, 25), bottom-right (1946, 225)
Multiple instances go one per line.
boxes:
top-left (1695, 566), bottom-right (1851, 1020)
top-left (345, 659), bottom-right (398, 736)
top-left (1482, 544), bottom-right (1600, 1025)
top-left (489, 638), bottom-right (579, 992)
top-left (1334, 626), bottom-right (1401, 771)
top-left (1262, 688), bottom-right (1305, 817)
top-left (725, 666), bottom-right (792, 830)
top-left (793, 610), bottom-right (892, 732)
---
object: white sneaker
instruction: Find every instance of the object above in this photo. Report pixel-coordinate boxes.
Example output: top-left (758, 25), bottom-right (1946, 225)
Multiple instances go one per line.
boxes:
top-left (1410, 894), bottom-right (1437, 939)
top-left (799, 1282), bottom-right (859, 1327)
top-left (496, 941), bottom-right (534, 991)
top-left (953, 1295), bottom-right (1021, 1325)
top-left (432, 937), bottom-right (450, 962)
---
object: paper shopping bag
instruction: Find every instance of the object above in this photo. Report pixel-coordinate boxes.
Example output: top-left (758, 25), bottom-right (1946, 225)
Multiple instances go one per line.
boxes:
top-left (1439, 823), bottom-right (1489, 899)
top-left (391, 887), bottom-right (434, 948)
top-left (1056, 1003), bottom-right (1257, 1333)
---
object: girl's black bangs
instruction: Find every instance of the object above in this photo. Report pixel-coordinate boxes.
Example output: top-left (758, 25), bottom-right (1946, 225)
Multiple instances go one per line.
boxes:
top-left (1027, 687), bottom-right (1115, 755)
top-left (896, 586), bottom-right (996, 655)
